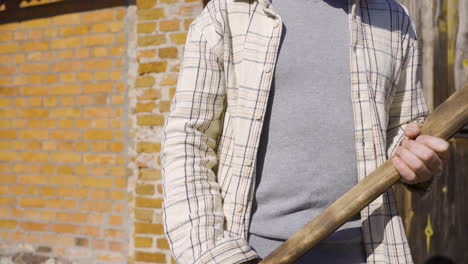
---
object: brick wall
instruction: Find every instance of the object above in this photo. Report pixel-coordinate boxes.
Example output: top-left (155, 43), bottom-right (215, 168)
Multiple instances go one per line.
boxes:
top-left (0, 0), bottom-right (204, 263)
top-left (128, 0), bottom-right (203, 263)
top-left (0, 4), bottom-right (130, 264)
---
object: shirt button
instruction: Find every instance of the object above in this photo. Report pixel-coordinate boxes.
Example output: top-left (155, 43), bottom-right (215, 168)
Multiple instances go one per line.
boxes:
top-left (235, 205), bottom-right (243, 213)
top-left (245, 158), bottom-right (253, 167)
top-left (254, 111), bottom-right (263, 120)
top-left (273, 20), bottom-right (280, 28)
top-left (264, 65), bottom-right (272, 73)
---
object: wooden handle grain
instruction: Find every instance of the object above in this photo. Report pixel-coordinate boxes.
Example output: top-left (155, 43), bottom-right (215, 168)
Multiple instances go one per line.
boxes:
top-left (259, 84), bottom-right (468, 264)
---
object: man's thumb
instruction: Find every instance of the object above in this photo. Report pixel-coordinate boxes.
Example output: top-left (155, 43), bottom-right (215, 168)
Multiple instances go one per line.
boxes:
top-left (404, 122), bottom-right (422, 139)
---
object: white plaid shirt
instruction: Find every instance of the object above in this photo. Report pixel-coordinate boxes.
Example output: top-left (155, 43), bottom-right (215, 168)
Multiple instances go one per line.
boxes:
top-left (161, 0), bottom-right (429, 263)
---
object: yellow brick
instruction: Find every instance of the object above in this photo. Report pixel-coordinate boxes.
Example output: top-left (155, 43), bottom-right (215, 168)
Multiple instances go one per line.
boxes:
top-left (83, 82), bottom-right (114, 93)
top-left (20, 108), bottom-right (47, 118)
top-left (83, 154), bottom-right (116, 165)
top-left (0, 32), bottom-right (12, 41)
top-left (138, 61), bottom-right (167, 74)
top-left (83, 35), bottom-right (114, 46)
top-left (157, 238), bottom-right (170, 249)
top-left (138, 35), bottom-right (166, 46)
top-left (22, 41), bottom-right (49, 51)
top-left (136, 142), bottom-right (160, 153)
top-left (51, 61), bottom-right (80, 72)
top-left (0, 129), bottom-right (17, 139)
top-left (45, 74), bottom-right (59, 84)
top-left (110, 71), bottom-right (121, 81)
top-left (21, 86), bottom-right (48, 96)
top-left (60, 73), bottom-right (75, 82)
top-left (82, 9), bottom-right (115, 23)
top-left (91, 23), bottom-right (108, 33)
top-left (135, 237), bottom-right (152, 248)
top-left (19, 197), bottom-right (46, 208)
top-left (22, 18), bottom-right (50, 28)
top-left (136, 184), bottom-right (155, 195)
top-left (50, 84), bottom-right (81, 95)
top-left (109, 21), bottom-right (123, 32)
top-left (50, 130), bottom-right (80, 140)
top-left (159, 47), bottom-right (178, 58)
top-left (134, 209), bottom-right (153, 221)
top-left (50, 108), bottom-right (81, 118)
top-left (60, 25), bottom-right (90, 36)
top-left (0, 219), bottom-right (17, 229)
top-left (136, 102), bottom-right (155, 113)
top-left (28, 74), bottom-right (42, 84)
top-left (159, 100), bottom-right (171, 112)
top-left (137, 22), bottom-right (156, 33)
top-left (20, 63), bottom-right (48, 73)
top-left (134, 251), bottom-right (165, 263)
top-left (160, 75), bottom-right (177, 86)
top-left (47, 199), bottom-right (77, 209)
top-left (138, 169), bottom-right (161, 181)
top-left (18, 174), bottom-right (47, 184)
top-left (134, 222), bottom-right (164, 234)
top-left (20, 129), bottom-right (48, 140)
top-left (137, 115), bottom-right (164, 126)
top-left (82, 59), bottom-right (113, 70)
top-left (135, 197), bottom-right (162, 208)
top-left (50, 152), bottom-right (81, 163)
top-left (160, 19), bottom-right (179, 32)
top-left (80, 200), bottom-right (113, 212)
top-left (41, 186), bottom-right (56, 196)
top-left (53, 223), bottom-right (80, 234)
top-left (135, 76), bottom-right (155, 88)
top-left (0, 197), bottom-right (16, 206)
top-left (81, 177), bottom-right (113, 188)
top-left (52, 13), bottom-right (81, 25)
top-left (92, 47), bottom-right (108, 57)
top-left (49, 175), bottom-right (79, 185)
top-left (137, 0), bottom-right (156, 9)
top-left (51, 37), bottom-right (81, 49)
top-left (21, 152), bottom-right (48, 162)
top-left (84, 107), bottom-right (116, 117)
top-left (77, 72), bottom-right (93, 81)
top-left (170, 32), bottom-right (188, 44)
top-left (21, 221), bottom-right (48, 231)
top-left (137, 8), bottom-right (164, 20)
top-left (83, 129), bottom-right (113, 140)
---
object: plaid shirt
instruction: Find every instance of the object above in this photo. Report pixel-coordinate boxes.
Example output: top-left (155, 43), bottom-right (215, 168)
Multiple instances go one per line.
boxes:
top-left (161, 0), bottom-right (429, 263)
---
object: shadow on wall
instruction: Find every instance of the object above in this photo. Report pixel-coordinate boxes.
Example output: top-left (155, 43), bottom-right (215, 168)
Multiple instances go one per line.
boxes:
top-left (0, 0), bottom-right (135, 24)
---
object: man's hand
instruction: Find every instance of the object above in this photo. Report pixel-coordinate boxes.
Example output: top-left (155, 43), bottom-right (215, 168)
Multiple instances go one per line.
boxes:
top-left (392, 122), bottom-right (450, 185)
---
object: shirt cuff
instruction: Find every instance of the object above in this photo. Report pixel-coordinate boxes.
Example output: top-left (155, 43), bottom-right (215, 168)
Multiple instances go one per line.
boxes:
top-left (193, 237), bottom-right (260, 264)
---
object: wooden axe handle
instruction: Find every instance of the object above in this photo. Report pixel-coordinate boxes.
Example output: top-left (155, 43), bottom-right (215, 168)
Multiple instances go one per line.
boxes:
top-left (259, 83), bottom-right (468, 264)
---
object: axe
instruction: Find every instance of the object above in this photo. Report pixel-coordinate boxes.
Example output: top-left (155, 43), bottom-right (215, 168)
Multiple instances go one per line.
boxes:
top-left (259, 83), bottom-right (468, 264)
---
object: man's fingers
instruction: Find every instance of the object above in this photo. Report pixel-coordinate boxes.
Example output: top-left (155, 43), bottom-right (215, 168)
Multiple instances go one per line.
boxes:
top-left (392, 156), bottom-right (418, 184)
top-left (415, 135), bottom-right (450, 160)
top-left (401, 139), bottom-right (443, 173)
top-left (404, 122), bottom-right (422, 139)
top-left (395, 146), bottom-right (432, 183)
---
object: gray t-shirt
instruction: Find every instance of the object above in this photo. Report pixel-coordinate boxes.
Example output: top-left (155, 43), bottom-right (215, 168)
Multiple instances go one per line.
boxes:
top-left (248, 0), bottom-right (366, 262)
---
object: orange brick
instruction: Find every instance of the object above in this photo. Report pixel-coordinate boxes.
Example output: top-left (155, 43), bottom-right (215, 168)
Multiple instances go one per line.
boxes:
top-left (138, 61), bottom-right (167, 74)
top-left (20, 221), bottom-right (48, 232)
top-left (137, 115), bottom-right (164, 126)
top-left (160, 19), bottom-right (179, 31)
top-left (0, 174), bottom-right (16, 183)
top-left (92, 47), bottom-right (108, 57)
top-left (138, 49), bottom-right (156, 58)
top-left (60, 73), bottom-right (75, 82)
top-left (138, 35), bottom-right (166, 46)
top-left (136, 184), bottom-right (155, 195)
top-left (137, 0), bottom-right (156, 9)
top-left (41, 186), bottom-right (56, 196)
top-left (82, 59), bottom-right (113, 70)
top-left (110, 71), bottom-right (122, 81)
top-left (0, 129), bottom-right (17, 139)
top-left (50, 152), bottom-right (81, 163)
top-left (59, 50), bottom-right (74, 59)
top-left (109, 21), bottom-right (123, 32)
top-left (137, 8), bottom-right (164, 20)
top-left (135, 197), bottom-right (163, 208)
top-left (90, 189), bottom-right (107, 199)
top-left (0, 32), bottom-right (12, 41)
top-left (137, 22), bottom-right (155, 33)
top-left (81, 177), bottom-right (113, 188)
top-left (22, 41), bottom-right (49, 51)
top-left (136, 102), bottom-right (155, 113)
top-left (81, 225), bottom-right (101, 236)
top-left (135, 76), bottom-right (155, 88)
top-left (134, 251), bottom-right (165, 263)
top-left (109, 241), bottom-right (123, 252)
top-left (104, 228), bottom-right (124, 239)
top-left (0, 197), bottom-right (16, 206)
top-left (44, 74), bottom-right (59, 84)
top-left (49, 175), bottom-right (79, 185)
top-left (49, 84), bottom-right (81, 95)
top-left (83, 154), bottom-right (116, 165)
top-left (160, 74), bottom-right (177, 86)
top-left (76, 47), bottom-right (90, 58)
top-left (57, 119), bottom-right (74, 129)
top-left (91, 142), bottom-right (108, 152)
top-left (83, 82), bottom-right (113, 93)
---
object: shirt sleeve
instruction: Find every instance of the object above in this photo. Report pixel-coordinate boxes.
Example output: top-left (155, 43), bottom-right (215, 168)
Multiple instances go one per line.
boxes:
top-left (386, 10), bottom-right (432, 194)
top-left (161, 4), bottom-right (260, 263)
